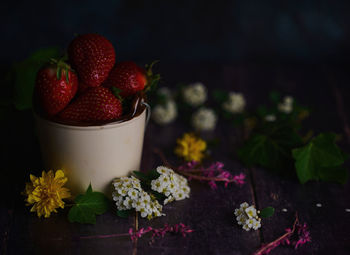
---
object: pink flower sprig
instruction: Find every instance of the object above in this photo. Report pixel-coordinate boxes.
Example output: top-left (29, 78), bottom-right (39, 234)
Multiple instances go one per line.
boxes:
top-left (253, 213), bottom-right (311, 255)
top-left (178, 161), bottom-right (245, 189)
top-left (129, 223), bottom-right (194, 243)
top-left (153, 148), bottom-right (245, 189)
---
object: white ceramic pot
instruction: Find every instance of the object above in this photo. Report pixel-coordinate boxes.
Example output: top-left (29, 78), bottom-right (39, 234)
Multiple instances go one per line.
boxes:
top-left (34, 103), bottom-right (150, 196)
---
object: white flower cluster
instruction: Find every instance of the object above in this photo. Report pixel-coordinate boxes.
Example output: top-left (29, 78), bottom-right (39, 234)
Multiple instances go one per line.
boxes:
top-left (182, 82), bottom-right (207, 106)
top-left (235, 202), bottom-right (261, 231)
top-left (222, 92), bottom-right (246, 114)
top-left (151, 166), bottom-right (190, 205)
top-left (152, 101), bottom-right (177, 125)
top-left (112, 176), bottom-right (164, 219)
top-left (191, 107), bottom-right (217, 131)
top-left (265, 114), bottom-right (276, 122)
top-left (278, 96), bottom-right (294, 114)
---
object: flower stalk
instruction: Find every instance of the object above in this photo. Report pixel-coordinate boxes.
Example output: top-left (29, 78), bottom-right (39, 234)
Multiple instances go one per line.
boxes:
top-left (253, 213), bottom-right (311, 255)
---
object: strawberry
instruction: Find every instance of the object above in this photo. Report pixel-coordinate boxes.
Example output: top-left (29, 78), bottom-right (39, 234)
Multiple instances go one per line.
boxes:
top-left (58, 87), bottom-right (122, 122)
top-left (35, 59), bottom-right (78, 116)
top-left (103, 61), bottom-right (160, 97)
top-left (68, 33), bottom-right (115, 89)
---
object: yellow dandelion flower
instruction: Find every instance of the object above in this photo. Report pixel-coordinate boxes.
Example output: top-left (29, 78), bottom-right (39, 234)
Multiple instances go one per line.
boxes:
top-left (175, 133), bottom-right (207, 162)
top-left (24, 170), bottom-right (71, 218)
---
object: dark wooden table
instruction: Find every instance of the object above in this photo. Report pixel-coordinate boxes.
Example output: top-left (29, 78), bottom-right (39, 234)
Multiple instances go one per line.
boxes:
top-left (1, 63), bottom-right (350, 255)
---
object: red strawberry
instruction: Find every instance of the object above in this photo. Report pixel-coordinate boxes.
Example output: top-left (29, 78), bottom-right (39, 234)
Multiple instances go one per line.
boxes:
top-left (59, 87), bottom-right (122, 122)
top-left (68, 34), bottom-right (115, 89)
top-left (103, 61), bottom-right (153, 97)
top-left (35, 60), bottom-right (78, 116)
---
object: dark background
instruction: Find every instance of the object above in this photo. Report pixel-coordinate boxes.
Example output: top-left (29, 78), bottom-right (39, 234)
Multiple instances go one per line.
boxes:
top-left (2, 0), bottom-right (350, 64)
top-left (1, 1), bottom-right (350, 254)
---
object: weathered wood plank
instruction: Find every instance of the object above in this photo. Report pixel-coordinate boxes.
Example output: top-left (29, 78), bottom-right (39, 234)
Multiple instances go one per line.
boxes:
top-left (251, 65), bottom-right (350, 254)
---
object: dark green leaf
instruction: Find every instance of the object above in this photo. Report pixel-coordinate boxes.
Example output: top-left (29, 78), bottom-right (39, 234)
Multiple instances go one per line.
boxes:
top-left (318, 166), bottom-right (348, 185)
top-left (13, 47), bottom-right (60, 110)
top-left (260, 206), bottom-right (275, 218)
top-left (238, 120), bottom-right (302, 172)
top-left (148, 169), bottom-right (160, 180)
top-left (133, 171), bottom-right (150, 181)
top-left (292, 132), bottom-right (348, 184)
top-left (68, 184), bottom-right (110, 224)
top-left (115, 209), bottom-right (132, 218)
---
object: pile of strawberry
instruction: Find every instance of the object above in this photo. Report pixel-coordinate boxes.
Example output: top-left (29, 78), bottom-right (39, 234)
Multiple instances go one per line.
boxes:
top-left (34, 33), bottom-right (155, 123)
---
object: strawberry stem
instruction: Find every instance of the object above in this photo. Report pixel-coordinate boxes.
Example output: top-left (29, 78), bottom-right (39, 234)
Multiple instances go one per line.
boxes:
top-left (111, 87), bottom-right (123, 102)
top-left (144, 60), bottom-right (161, 92)
top-left (51, 57), bottom-right (73, 83)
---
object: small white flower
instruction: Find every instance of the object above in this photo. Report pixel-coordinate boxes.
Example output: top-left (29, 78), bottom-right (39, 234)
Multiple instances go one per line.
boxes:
top-left (112, 176), bottom-right (164, 219)
top-left (123, 197), bottom-right (133, 209)
top-left (284, 96), bottom-right (293, 105)
top-left (245, 206), bottom-right (257, 218)
top-left (265, 114), bottom-right (276, 122)
top-left (151, 166), bottom-right (190, 204)
top-left (246, 218), bottom-right (255, 228)
top-left (192, 107), bottom-right (217, 131)
top-left (240, 202), bottom-right (249, 209)
top-left (237, 215), bottom-right (247, 225)
top-left (182, 82), bottom-right (207, 106)
top-left (156, 166), bottom-right (173, 175)
top-left (242, 224), bottom-right (251, 231)
top-left (235, 202), bottom-right (262, 231)
top-left (234, 208), bottom-right (241, 216)
top-left (278, 96), bottom-right (294, 114)
top-left (152, 100), bottom-right (177, 125)
top-left (128, 189), bottom-right (139, 200)
top-left (164, 196), bottom-right (175, 205)
top-left (222, 92), bottom-right (246, 113)
top-left (252, 219), bottom-right (261, 230)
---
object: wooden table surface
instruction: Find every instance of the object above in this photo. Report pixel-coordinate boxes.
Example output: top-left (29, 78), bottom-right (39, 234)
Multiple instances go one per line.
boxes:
top-left (1, 63), bottom-right (349, 255)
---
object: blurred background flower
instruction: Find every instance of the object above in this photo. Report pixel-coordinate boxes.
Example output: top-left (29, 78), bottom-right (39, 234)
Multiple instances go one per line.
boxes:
top-left (191, 107), bottom-right (217, 131)
top-left (182, 82), bottom-right (207, 107)
top-left (222, 92), bottom-right (246, 114)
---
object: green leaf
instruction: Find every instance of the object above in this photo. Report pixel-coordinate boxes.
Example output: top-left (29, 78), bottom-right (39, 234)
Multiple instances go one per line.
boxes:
top-left (13, 47), bottom-right (61, 110)
top-left (259, 206), bottom-right (275, 218)
top-left (148, 169), bottom-right (160, 180)
top-left (115, 209), bottom-right (132, 218)
top-left (133, 171), bottom-right (150, 182)
top-left (68, 184), bottom-right (110, 224)
top-left (292, 132), bottom-right (348, 184)
top-left (238, 120), bottom-right (302, 172)
top-left (133, 170), bottom-right (160, 182)
top-left (318, 166), bottom-right (348, 185)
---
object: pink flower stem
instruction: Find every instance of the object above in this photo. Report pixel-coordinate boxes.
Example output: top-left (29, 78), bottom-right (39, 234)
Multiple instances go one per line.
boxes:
top-left (176, 170), bottom-right (239, 183)
top-left (253, 213), bottom-right (299, 255)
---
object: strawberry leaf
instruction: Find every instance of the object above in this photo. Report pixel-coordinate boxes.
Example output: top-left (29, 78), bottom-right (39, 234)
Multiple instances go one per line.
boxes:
top-left (292, 132), bottom-right (348, 184)
top-left (68, 184), bottom-right (109, 224)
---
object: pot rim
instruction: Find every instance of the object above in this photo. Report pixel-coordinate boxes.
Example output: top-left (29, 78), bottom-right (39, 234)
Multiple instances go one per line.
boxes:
top-left (33, 107), bottom-right (147, 131)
